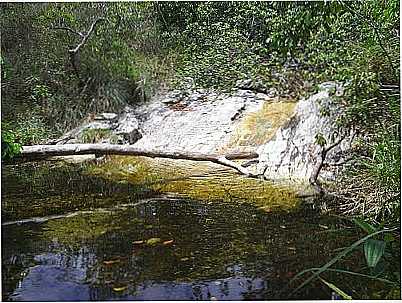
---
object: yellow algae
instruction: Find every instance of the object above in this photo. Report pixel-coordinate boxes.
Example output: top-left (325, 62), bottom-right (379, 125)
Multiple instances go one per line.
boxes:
top-left (86, 155), bottom-right (299, 211)
top-left (224, 100), bottom-right (296, 150)
top-left (82, 99), bottom-right (299, 210)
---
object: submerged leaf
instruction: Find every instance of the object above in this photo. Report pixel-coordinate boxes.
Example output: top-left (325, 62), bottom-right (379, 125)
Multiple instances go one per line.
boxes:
top-left (163, 239), bottom-right (174, 245)
top-left (146, 237), bottom-right (162, 245)
top-left (133, 240), bottom-right (144, 245)
top-left (113, 286), bottom-right (128, 292)
top-left (103, 260), bottom-right (120, 265)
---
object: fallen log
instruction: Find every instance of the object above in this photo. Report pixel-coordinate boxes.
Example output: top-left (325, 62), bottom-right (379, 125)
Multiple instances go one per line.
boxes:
top-left (19, 144), bottom-right (259, 177)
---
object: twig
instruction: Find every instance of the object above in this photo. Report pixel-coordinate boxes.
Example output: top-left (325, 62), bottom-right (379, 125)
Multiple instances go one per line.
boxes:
top-left (323, 157), bottom-right (354, 167)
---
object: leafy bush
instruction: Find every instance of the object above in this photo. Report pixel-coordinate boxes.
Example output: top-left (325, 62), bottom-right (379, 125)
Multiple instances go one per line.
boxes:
top-left (1, 127), bottom-right (21, 160)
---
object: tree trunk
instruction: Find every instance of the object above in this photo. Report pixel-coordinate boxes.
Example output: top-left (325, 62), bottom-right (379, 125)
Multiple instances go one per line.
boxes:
top-left (19, 144), bottom-right (259, 177)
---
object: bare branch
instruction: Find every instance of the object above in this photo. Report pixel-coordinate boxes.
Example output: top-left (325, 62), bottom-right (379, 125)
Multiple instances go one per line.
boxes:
top-left (309, 132), bottom-right (348, 194)
top-left (69, 18), bottom-right (106, 54)
top-left (51, 18), bottom-right (106, 84)
top-left (19, 144), bottom-right (259, 177)
top-left (52, 26), bottom-right (84, 37)
top-left (323, 157), bottom-right (355, 167)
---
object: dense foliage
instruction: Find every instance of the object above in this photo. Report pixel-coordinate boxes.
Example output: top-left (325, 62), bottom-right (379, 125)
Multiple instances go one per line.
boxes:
top-left (1, 3), bottom-right (174, 133)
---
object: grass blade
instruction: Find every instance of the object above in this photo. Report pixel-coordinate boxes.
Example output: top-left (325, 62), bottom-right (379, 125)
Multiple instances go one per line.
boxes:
top-left (353, 218), bottom-right (377, 234)
top-left (318, 276), bottom-right (352, 300)
top-left (294, 267), bottom-right (397, 285)
top-left (288, 228), bottom-right (397, 297)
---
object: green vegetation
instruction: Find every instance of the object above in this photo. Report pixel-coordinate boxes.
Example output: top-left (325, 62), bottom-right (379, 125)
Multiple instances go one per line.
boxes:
top-left (1, 1), bottom-right (400, 299)
top-left (80, 128), bottom-right (117, 143)
top-left (288, 219), bottom-right (400, 299)
top-left (1, 3), bottom-right (175, 135)
top-left (1, 127), bottom-right (22, 160)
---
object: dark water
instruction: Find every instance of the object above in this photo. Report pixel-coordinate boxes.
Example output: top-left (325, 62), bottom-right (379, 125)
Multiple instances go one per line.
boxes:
top-left (1, 161), bottom-right (384, 301)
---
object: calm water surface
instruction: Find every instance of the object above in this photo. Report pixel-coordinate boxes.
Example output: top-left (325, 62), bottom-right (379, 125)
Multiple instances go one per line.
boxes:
top-left (2, 161), bottom-right (366, 301)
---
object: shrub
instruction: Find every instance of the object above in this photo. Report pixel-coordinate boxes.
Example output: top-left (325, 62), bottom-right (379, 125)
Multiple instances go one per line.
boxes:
top-left (1, 127), bottom-right (21, 160)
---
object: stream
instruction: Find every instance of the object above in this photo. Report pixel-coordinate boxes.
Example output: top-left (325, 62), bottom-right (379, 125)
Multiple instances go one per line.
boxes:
top-left (1, 160), bottom-right (374, 300)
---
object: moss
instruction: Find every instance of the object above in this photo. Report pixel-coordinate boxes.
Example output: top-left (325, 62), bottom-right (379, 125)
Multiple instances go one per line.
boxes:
top-left (225, 100), bottom-right (296, 149)
top-left (42, 210), bottom-right (144, 247)
top-left (87, 155), bottom-right (299, 211)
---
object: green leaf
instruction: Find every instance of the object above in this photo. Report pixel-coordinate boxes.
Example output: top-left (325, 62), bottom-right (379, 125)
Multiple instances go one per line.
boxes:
top-left (315, 133), bottom-right (327, 147)
top-left (318, 277), bottom-right (352, 300)
top-left (364, 239), bottom-right (386, 268)
top-left (353, 218), bottom-right (377, 234)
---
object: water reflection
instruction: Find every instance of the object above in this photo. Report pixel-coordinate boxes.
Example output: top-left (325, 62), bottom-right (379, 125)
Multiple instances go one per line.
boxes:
top-left (2, 162), bottom-right (366, 301)
top-left (3, 196), bottom-right (357, 301)
top-left (11, 259), bottom-right (267, 301)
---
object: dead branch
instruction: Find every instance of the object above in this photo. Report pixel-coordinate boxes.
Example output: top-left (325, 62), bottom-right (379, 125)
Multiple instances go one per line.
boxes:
top-left (69, 18), bottom-right (105, 54)
top-left (52, 18), bottom-right (106, 83)
top-left (309, 133), bottom-right (348, 194)
top-left (19, 144), bottom-right (259, 177)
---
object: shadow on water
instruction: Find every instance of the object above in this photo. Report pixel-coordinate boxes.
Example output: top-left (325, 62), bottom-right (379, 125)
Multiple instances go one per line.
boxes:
top-left (1, 161), bottom-right (385, 301)
top-left (1, 161), bottom-right (156, 222)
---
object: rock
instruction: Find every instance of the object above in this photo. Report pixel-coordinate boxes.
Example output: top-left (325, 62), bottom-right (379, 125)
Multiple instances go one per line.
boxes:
top-left (235, 89), bottom-right (255, 98)
top-left (318, 81), bottom-right (337, 91)
top-left (170, 90), bottom-right (183, 98)
top-left (266, 88), bottom-right (278, 98)
top-left (114, 110), bottom-right (142, 144)
top-left (85, 121), bottom-right (114, 130)
top-left (54, 105), bottom-right (142, 145)
top-left (318, 81), bottom-right (344, 96)
top-left (181, 77), bottom-right (195, 90)
top-left (161, 97), bottom-right (180, 104)
top-left (257, 87), bottom-right (354, 183)
top-left (256, 93), bottom-right (269, 100)
top-left (121, 130), bottom-right (142, 144)
top-left (55, 81), bottom-right (352, 188)
top-left (132, 91), bottom-right (265, 154)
